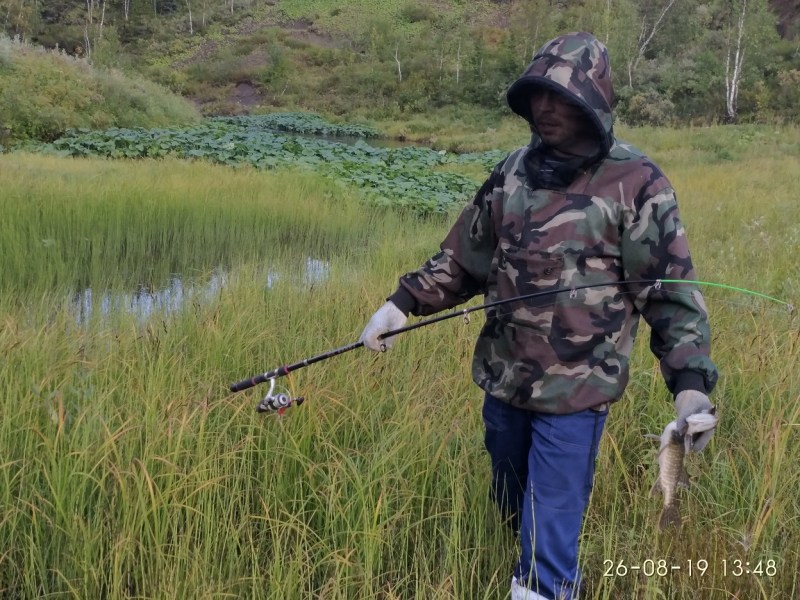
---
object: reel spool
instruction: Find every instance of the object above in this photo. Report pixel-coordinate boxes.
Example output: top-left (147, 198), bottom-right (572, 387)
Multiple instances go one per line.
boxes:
top-left (256, 379), bottom-right (305, 415)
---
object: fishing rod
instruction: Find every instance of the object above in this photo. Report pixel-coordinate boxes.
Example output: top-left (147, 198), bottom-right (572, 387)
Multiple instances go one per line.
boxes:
top-left (229, 278), bottom-right (793, 414)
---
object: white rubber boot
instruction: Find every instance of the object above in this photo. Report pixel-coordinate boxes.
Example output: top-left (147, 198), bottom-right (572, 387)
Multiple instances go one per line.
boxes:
top-left (510, 576), bottom-right (551, 600)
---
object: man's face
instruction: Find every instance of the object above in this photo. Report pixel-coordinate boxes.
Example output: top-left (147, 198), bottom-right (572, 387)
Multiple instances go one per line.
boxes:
top-left (529, 88), bottom-right (591, 152)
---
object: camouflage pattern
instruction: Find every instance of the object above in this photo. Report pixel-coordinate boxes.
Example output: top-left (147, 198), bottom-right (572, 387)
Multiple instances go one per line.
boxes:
top-left (506, 31), bottom-right (615, 154)
top-left (394, 33), bottom-right (718, 414)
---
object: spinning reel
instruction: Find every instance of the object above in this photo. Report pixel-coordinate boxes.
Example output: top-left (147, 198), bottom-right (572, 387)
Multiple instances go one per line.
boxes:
top-left (256, 378), bottom-right (305, 415)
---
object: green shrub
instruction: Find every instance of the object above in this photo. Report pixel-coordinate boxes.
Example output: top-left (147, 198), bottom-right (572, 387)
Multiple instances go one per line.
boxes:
top-left (200, 100), bottom-right (248, 116)
top-left (283, 37), bottom-right (310, 50)
top-left (186, 83), bottom-right (230, 104)
top-left (777, 70), bottom-right (800, 117)
top-left (240, 28), bottom-right (278, 47)
top-left (619, 89), bottom-right (677, 127)
top-left (232, 38), bottom-right (258, 56)
top-left (399, 2), bottom-right (437, 23)
top-left (303, 46), bottom-right (350, 68)
top-left (0, 35), bottom-right (200, 142)
top-left (145, 63), bottom-right (191, 94)
top-left (184, 51), bottom-right (257, 86)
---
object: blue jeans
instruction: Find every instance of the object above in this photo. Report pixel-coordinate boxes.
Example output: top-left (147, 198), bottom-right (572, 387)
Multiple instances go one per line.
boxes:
top-left (482, 392), bottom-right (607, 600)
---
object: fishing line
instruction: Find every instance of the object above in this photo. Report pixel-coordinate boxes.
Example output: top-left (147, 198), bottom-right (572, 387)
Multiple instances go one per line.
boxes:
top-left (660, 279), bottom-right (789, 308)
top-left (479, 288), bottom-right (795, 325)
top-left (540, 287), bottom-right (795, 321)
top-left (645, 290), bottom-right (796, 320)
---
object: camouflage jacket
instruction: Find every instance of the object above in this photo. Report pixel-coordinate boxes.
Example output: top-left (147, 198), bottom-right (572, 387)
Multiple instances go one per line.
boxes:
top-left (389, 33), bottom-right (718, 414)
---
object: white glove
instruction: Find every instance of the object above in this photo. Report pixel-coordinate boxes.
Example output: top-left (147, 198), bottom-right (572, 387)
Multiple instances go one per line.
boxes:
top-left (359, 301), bottom-right (407, 352)
top-left (675, 389), bottom-right (716, 452)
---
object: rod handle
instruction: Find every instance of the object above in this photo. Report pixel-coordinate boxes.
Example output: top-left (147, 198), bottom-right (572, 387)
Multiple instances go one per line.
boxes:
top-left (230, 374), bottom-right (268, 393)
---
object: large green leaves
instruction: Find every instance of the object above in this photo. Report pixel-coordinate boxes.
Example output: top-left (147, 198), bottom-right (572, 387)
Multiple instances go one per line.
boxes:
top-left (28, 116), bottom-right (508, 214)
top-left (212, 113), bottom-right (383, 138)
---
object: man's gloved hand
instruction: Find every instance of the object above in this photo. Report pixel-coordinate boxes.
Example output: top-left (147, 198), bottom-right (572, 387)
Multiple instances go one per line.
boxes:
top-left (674, 389), bottom-right (715, 452)
top-left (359, 301), bottom-right (408, 352)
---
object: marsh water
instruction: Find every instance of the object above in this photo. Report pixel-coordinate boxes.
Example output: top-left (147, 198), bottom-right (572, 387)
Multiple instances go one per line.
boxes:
top-left (58, 133), bottom-right (421, 322)
top-left (6, 132), bottom-right (416, 324)
top-left (70, 257), bottom-right (331, 324)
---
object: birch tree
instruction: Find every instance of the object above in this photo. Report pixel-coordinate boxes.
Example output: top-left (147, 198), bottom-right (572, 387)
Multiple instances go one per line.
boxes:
top-left (83, 0), bottom-right (94, 60)
top-left (510, 0), bottom-right (561, 67)
top-left (725, 0), bottom-right (746, 122)
top-left (433, 16), bottom-right (457, 83)
top-left (83, 24), bottom-right (91, 59)
top-left (719, 0), bottom-right (779, 122)
top-left (185, 0), bottom-right (193, 33)
top-left (1, 0), bottom-right (34, 36)
top-left (394, 45), bottom-right (402, 83)
top-left (98, 0), bottom-right (106, 43)
top-left (455, 39), bottom-right (461, 85)
top-left (625, 0), bottom-right (677, 87)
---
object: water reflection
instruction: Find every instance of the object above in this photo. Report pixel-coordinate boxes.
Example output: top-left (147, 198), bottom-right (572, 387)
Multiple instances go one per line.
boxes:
top-left (73, 257), bottom-right (330, 324)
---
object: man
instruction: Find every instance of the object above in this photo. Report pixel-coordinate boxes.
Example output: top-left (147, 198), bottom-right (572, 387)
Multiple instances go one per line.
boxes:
top-left (360, 32), bottom-right (718, 600)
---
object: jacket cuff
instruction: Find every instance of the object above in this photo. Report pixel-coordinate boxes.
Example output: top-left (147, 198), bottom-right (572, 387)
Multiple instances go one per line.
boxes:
top-left (387, 286), bottom-right (417, 317)
top-left (672, 371), bottom-right (709, 398)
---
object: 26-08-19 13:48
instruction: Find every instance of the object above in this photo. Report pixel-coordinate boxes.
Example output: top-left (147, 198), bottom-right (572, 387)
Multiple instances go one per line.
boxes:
top-left (602, 558), bottom-right (778, 577)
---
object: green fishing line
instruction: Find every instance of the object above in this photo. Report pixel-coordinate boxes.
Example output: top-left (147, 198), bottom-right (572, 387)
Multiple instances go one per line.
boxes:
top-left (659, 279), bottom-right (794, 312)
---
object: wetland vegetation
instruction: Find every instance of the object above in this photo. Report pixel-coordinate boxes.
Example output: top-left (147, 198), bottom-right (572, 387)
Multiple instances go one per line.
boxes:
top-left (1, 120), bottom-right (799, 597)
top-left (3, 0), bottom-right (800, 595)
top-left (24, 114), bottom-right (504, 214)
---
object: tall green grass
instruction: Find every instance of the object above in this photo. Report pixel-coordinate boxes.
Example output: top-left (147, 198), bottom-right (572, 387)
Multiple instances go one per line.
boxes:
top-left (0, 144), bottom-right (798, 599)
top-left (0, 155), bottom-right (406, 296)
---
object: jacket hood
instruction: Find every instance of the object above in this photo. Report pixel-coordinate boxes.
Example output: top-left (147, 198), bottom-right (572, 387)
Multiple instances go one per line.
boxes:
top-left (506, 32), bottom-right (615, 157)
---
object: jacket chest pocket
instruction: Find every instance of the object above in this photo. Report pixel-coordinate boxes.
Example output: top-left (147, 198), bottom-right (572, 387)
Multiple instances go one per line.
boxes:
top-left (493, 242), bottom-right (563, 333)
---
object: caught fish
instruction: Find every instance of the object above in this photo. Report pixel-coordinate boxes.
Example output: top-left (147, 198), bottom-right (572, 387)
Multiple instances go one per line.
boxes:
top-left (646, 410), bottom-right (719, 530)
